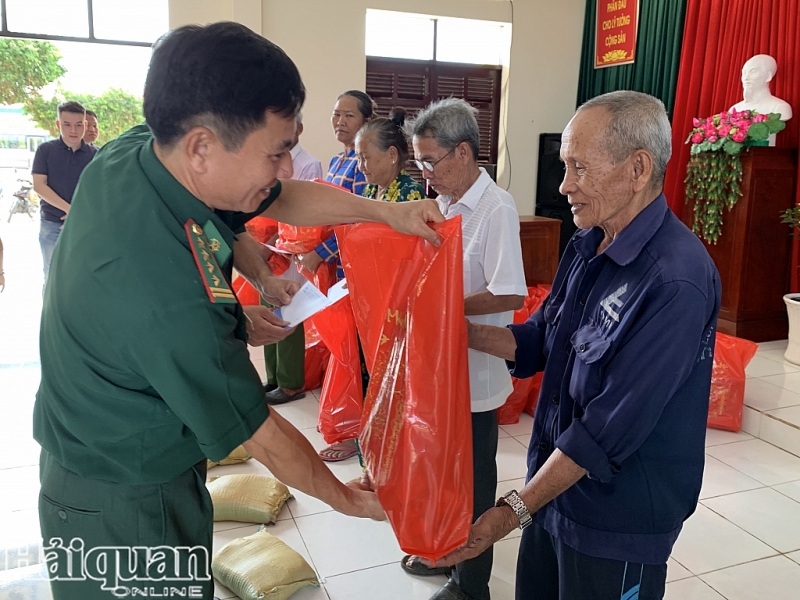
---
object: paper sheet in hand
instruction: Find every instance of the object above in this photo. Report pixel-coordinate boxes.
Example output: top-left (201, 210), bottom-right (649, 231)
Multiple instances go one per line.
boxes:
top-left (274, 279), bottom-right (349, 328)
top-left (265, 244), bottom-right (292, 256)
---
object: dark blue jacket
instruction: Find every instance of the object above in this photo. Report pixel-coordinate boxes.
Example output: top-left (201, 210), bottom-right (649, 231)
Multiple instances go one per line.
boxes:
top-left (509, 195), bottom-right (720, 564)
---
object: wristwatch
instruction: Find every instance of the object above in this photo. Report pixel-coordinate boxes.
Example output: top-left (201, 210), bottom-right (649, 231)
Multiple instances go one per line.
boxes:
top-left (496, 490), bottom-right (532, 530)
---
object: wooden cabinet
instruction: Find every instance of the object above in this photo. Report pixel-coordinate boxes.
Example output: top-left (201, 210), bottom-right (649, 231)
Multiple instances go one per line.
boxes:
top-left (682, 147), bottom-right (798, 342)
top-left (519, 216), bottom-right (560, 286)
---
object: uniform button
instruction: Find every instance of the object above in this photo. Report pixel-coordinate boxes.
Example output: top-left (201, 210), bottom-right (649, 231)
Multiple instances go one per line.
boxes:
top-left (58, 510), bottom-right (67, 520)
top-left (579, 298), bottom-right (587, 306)
top-left (578, 343), bottom-right (586, 353)
top-left (552, 395), bottom-right (560, 405)
top-left (539, 441), bottom-right (549, 451)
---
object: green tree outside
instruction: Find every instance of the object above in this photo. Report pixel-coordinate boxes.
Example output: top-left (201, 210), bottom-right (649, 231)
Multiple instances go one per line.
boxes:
top-left (0, 38), bottom-right (144, 146)
top-left (0, 38), bottom-right (65, 105)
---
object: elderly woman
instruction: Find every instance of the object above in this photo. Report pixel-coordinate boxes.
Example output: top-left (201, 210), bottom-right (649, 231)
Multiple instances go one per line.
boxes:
top-left (297, 90), bottom-right (375, 277)
top-left (356, 107), bottom-right (425, 203)
top-left (400, 98), bottom-right (527, 600)
top-left (313, 108), bottom-right (428, 462)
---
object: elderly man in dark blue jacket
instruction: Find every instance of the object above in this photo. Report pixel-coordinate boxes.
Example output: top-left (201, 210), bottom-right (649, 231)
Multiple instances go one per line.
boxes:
top-left (430, 90), bottom-right (721, 600)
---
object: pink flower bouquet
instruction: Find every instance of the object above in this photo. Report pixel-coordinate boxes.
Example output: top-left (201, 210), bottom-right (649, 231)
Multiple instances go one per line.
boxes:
top-left (686, 109), bottom-right (785, 156)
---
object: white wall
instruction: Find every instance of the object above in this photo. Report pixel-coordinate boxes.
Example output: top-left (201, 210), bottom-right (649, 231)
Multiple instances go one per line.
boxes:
top-left (169, 0), bottom-right (585, 214)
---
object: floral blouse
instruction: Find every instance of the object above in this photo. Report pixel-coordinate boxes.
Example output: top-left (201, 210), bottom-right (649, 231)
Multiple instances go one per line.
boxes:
top-left (362, 169), bottom-right (425, 203)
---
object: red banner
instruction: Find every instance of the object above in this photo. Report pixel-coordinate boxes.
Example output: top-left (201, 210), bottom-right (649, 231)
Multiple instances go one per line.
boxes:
top-left (595, 0), bottom-right (639, 69)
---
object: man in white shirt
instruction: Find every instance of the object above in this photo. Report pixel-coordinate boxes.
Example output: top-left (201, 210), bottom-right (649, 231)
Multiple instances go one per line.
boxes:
top-left (288, 110), bottom-right (324, 181)
top-left (402, 98), bottom-right (527, 600)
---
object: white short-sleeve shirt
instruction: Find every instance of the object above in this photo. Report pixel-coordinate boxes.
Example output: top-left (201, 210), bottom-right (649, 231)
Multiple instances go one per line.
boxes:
top-left (436, 168), bottom-right (528, 412)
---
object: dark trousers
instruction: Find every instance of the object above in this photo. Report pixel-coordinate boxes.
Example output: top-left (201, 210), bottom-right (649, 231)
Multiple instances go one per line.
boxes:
top-left (39, 450), bottom-right (214, 600)
top-left (516, 523), bottom-right (667, 600)
top-left (451, 409), bottom-right (499, 600)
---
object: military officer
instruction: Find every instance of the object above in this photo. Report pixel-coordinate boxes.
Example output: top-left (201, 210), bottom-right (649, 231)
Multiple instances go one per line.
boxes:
top-left (33, 22), bottom-right (443, 599)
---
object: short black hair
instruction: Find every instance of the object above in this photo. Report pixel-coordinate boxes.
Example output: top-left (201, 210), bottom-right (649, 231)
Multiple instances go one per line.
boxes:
top-left (85, 109), bottom-right (97, 119)
top-left (58, 101), bottom-right (86, 117)
top-left (143, 22), bottom-right (305, 150)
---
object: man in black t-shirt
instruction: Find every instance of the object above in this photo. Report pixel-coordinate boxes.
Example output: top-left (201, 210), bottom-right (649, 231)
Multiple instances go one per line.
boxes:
top-left (32, 101), bottom-right (98, 284)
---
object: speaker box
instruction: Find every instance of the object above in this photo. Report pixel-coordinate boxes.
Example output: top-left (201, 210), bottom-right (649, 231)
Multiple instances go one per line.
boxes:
top-left (536, 133), bottom-right (568, 209)
top-left (535, 205), bottom-right (577, 259)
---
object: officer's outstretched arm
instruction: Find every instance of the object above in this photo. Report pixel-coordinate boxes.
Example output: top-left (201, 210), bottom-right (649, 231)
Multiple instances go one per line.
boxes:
top-left (242, 410), bottom-right (386, 521)
top-left (265, 179), bottom-right (444, 246)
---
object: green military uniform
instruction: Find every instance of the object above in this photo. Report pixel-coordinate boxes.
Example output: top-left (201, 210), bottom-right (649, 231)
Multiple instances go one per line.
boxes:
top-left (33, 124), bottom-right (278, 599)
top-left (263, 301), bottom-right (305, 390)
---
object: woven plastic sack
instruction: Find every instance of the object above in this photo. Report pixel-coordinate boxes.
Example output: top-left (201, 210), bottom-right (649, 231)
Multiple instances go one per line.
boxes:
top-left (212, 529), bottom-right (318, 600)
top-left (708, 332), bottom-right (758, 432)
top-left (207, 445), bottom-right (251, 470)
top-left (337, 218), bottom-right (472, 561)
top-left (208, 474), bottom-right (292, 524)
top-left (498, 285), bottom-right (551, 425)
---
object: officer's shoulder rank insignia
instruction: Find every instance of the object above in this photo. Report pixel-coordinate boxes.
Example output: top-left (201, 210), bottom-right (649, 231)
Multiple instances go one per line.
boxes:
top-left (185, 219), bottom-right (237, 304)
top-left (202, 220), bottom-right (232, 266)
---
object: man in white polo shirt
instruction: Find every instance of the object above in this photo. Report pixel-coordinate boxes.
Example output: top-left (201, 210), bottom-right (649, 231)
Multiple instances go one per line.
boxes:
top-left (401, 98), bottom-right (527, 600)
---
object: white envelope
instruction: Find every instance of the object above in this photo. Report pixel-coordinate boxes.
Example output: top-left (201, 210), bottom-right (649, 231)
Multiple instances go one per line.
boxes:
top-left (274, 279), bottom-right (349, 328)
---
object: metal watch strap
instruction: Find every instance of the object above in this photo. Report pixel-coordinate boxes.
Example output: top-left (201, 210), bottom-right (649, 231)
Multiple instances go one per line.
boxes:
top-left (496, 490), bottom-right (532, 530)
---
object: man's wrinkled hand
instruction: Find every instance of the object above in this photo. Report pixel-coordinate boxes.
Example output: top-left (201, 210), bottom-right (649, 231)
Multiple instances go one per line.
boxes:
top-left (243, 305), bottom-right (294, 346)
top-left (256, 275), bottom-right (302, 307)
top-left (344, 484), bottom-right (386, 521)
top-left (346, 472), bottom-right (375, 493)
top-left (422, 505), bottom-right (516, 568)
top-left (384, 199), bottom-right (445, 247)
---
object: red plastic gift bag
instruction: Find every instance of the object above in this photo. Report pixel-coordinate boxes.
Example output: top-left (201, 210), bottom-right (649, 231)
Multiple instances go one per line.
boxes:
top-left (232, 274), bottom-right (261, 306)
top-left (276, 180), bottom-right (345, 254)
top-left (244, 215), bottom-right (279, 243)
top-left (276, 223), bottom-right (335, 254)
top-left (300, 261), bottom-right (337, 296)
top-left (337, 218), bottom-right (472, 561)
top-left (708, 332), bottom-right (758, 432)
top-left (303, 320), bottom-right (330, 392)
top-left (310, 295), bottom-right (363, 444)
top-left (497, 285), bottom-right (551, 425)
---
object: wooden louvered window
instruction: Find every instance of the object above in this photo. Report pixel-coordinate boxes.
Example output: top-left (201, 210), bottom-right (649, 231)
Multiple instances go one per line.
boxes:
top-left (366, 57), bottom-right (502, 187)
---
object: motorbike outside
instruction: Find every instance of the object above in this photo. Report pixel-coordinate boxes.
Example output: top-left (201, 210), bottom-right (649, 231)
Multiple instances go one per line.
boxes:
top-left (7, 179), bottom-right (39, 222)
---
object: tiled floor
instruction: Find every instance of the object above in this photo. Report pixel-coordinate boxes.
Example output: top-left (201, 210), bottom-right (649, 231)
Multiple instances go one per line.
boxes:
top-left (3, 206), bottom-right (800, 599)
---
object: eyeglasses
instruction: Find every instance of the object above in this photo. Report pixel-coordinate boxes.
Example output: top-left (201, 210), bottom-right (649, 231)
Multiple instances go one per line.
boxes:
top-left (414, 147), bottom-right (456, 174)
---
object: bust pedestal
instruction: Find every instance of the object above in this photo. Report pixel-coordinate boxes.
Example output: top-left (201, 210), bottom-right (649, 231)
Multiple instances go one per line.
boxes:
top-left (682, 147), bottom-right (798, 342)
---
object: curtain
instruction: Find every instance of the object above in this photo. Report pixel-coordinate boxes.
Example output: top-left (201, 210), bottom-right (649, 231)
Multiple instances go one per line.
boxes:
top-left (662, 0), bottom-right (800, 288)
top-left (576, 0), bottom-right (688, 116)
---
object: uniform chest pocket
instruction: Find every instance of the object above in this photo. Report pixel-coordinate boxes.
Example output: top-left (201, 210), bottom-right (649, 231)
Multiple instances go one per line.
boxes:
top-left (568, 323), bottom-right (612, 406)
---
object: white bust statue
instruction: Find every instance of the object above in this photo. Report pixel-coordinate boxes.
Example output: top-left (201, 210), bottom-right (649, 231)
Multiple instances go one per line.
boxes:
top-left (730, 54), bottom-right (793, 120)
